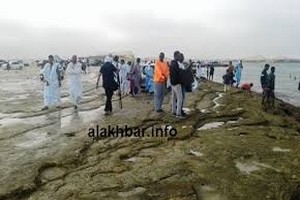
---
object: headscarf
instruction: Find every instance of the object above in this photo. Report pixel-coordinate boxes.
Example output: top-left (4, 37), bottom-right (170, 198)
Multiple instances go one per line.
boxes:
top-left (104, 56), bottom-right (112, 63)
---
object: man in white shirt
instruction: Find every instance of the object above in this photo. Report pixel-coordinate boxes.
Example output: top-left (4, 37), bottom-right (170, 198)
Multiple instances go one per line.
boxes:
top-left (66, 55), bottom-right (83, 110)
top-left (119, 59), bottom-right (131, 95)
top-left (41, 55), bottom-right (61, 110)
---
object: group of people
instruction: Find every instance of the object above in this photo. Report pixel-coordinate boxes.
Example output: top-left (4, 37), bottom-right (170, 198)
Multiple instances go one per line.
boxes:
top-left (195, 63), bottom-right (215, 81)
top-left (93, 51), bottom-right (193, 117)
top-left (223, 60), bottom-right (244, 92)
top-left (40, 52), bottom-right (281, 116)
top-left (40, 55), bottom-right (83, 111)
top-left (261, 64), bottom-right (276, 108)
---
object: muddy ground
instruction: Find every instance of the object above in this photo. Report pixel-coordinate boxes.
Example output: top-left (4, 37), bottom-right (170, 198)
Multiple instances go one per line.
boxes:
top-left (1, 66), bottom-right (300, 200)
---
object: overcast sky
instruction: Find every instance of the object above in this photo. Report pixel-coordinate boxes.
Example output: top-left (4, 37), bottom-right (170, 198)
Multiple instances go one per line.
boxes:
top-left (0, 0), bottom-right (299, 59)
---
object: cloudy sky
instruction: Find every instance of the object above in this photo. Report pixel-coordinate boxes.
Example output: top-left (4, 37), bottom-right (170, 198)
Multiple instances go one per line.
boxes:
top-left (0, 0), bottom-right (299, 59)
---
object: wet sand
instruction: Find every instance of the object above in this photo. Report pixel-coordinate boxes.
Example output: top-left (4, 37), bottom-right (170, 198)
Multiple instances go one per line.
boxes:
top-left (1, 66), bottom-right (300, 200)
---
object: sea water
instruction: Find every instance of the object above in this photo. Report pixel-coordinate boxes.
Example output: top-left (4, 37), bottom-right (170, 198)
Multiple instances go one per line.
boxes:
top-left (212, 62), bottom-right (300, 107)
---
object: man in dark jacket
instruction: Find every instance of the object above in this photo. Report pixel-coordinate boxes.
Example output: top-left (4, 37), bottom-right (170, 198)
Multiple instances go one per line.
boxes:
top-left (266, 66), bottom-right (275, 108)
top-left (261, 64), bottom-right (270, 105)
top-left (170, 51), bottom-right (184, 118)
top-left (96, 56), bottom-right (119, 115)
top-left (179, 53), bottom-right (193, 116)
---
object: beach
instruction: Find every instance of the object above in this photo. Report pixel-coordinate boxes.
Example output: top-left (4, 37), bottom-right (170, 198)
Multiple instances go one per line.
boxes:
top-left (1, 65), bottom-right (300, 200)
top-left (213, 62), bottom-right (300, 107)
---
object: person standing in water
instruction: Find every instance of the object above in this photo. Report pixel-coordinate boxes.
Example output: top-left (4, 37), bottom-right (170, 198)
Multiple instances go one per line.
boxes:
top-left (41, 55), bottom-right (61, 110)
top-left (260, 64), bottom-right (270, 106)
top-left (66, 55), bottom-right (83, 110)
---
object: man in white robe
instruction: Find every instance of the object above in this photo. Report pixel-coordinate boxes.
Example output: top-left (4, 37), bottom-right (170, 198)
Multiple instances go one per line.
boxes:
top-left (41, 55), bottom-right (61, 110)
top-left (196, 62), bottom-right (202, 79)
top-left (66, 55), bottom-right (83, 109)
top-left (119, 59), bottom-right (131, 95)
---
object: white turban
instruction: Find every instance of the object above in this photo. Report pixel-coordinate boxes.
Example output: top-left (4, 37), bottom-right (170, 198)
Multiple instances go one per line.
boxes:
top-left (104, 56), bottom-right (112, 63)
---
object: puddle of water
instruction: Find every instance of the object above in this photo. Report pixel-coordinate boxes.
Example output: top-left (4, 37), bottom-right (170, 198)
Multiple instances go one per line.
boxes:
top-left (235, 161), bottom-right (260, 174)
top-left (182, 107), bottom-right (191, 114)
top-left (0, 114), bottom-right (49, 127)
top-left (40, 167), bottom-right (66, 182)
top-left (200, 109), bottom-right (211, 114)
top-left (272, 147), bottom-right (291, 152)
top-left (213, 93), bottom-right (224, 109)
top-left (124, 157), bottom-right (138, 162)
top-left (197, 122), bottom-right (224, 130)
top-left (226, 117), bottom-right (243, 125)
top-left (0, 112), bottom-right (24, 119)
top-left (235, 160), bottom-right (279, 174)
top-left (1, 94), bottom-right (30, 102)
top-left (15, 130), bottom-right (50, 148)
top-left (118, 187), bottom-right (147, 198)
top-left (232, 108), bottom-right (243, 112)
top-left (252, 161), bottom-right (280, 172)
top-left (199, 185), bottom-right (222, 200)
top-left (0, 118), bottom-right (24, 126)
top-left (193, 184), bottom-right (222, 200)
top-left (190, 150), bottom-right (204, 157)
top-left (227, 120), bottom-right (238, 124)
top-left (61, 106), bottom-right (104, 129)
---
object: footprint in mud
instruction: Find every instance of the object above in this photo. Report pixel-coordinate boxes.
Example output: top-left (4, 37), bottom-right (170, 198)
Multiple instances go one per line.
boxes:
top-left (235, 161), bottom-right (260, 174)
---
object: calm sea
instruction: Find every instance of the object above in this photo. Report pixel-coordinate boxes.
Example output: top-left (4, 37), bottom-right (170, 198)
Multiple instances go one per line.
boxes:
top-left (211, 62), bottom-right (300, 107)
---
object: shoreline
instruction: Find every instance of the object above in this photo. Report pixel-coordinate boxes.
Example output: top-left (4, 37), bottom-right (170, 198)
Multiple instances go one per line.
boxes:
top-left (207, 80), bottom-right (300, 122)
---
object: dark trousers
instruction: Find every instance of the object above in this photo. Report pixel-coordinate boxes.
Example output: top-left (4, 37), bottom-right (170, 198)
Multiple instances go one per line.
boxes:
top-left (104, 88), bottom-right (114, 112)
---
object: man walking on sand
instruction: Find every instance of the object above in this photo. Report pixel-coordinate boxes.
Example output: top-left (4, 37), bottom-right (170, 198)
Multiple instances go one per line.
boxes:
top-left (154, 52), bottom-right (169, 113)
top-left (96, 56), bottom-right (119, 115)
top-left (66, 55), bottom-right (83, 110)
top-left (41, 55), bottom-right (61, 110)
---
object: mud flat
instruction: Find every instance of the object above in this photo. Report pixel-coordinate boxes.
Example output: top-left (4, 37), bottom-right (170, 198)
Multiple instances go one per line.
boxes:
top-left (1, 68), bottom-right (300, 200)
